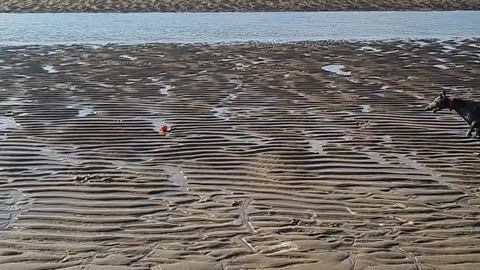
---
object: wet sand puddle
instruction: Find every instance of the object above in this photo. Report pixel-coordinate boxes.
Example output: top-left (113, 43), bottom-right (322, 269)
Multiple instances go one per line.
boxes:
top-left (321, 64), bottom-right (352, 76)
top-left (0, 39), bottom-right (479, 269)
top-left (41, 65), bottom-right (58, 73)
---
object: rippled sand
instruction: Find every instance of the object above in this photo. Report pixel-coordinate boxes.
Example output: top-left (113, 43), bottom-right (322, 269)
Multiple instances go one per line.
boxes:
top-left (1, 40), bottom-right (480, 269)
top-left (1, 0), bottom-right (480, 12)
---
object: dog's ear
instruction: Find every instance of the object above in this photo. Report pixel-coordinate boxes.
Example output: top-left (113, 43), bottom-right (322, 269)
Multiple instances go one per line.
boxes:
top-left (441, 91), bottom-right (447, 98)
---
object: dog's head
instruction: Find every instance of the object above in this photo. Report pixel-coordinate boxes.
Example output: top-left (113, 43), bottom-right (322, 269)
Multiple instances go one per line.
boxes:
top-left (426, 91), bottom-right (449, 113)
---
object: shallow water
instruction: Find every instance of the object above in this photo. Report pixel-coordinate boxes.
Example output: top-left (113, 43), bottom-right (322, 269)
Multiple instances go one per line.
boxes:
top-left (1, 11), bottom-right (480, 45)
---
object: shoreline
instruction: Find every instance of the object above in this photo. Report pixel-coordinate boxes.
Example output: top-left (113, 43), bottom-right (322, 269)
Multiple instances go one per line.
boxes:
top-left (1, 37), bottom-right (478, 48)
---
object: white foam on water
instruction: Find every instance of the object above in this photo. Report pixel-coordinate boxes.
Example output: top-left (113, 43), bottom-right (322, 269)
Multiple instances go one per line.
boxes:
top-left (42, 65), bottom-right (58, 73)
top-left (435, 58), bottom-right (447, 63)
top-left (322, 64), bottom-right (351, 76)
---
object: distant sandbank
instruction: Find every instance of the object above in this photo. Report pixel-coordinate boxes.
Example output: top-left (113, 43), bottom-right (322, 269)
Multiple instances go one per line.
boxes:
top-left (0, 0), bottom-right (479, 12)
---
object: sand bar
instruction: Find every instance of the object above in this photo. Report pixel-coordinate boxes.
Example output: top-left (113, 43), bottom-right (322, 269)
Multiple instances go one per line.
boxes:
top-left (1, 0), bottom-right (480, 12)
top-left (0, 40), bottom-right (480, 269)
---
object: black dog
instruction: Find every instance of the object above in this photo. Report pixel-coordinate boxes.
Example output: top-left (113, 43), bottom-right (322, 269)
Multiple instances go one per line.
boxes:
top-left (426, 91), bottom-right (480, 137)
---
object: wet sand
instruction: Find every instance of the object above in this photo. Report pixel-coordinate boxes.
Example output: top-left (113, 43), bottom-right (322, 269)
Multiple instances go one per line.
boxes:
top-left (0, 40), bottom-right (480, 269)
top-left (1, 0), bottom-right (480, 12)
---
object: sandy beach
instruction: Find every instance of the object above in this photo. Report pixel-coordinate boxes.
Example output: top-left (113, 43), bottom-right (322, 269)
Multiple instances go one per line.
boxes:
top-left (0, 40), bottom-right (480, 269)
top-left (0, 0), bottom-right (480, 12)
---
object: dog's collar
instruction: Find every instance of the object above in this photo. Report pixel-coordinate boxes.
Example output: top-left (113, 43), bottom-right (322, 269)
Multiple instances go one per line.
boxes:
top-left (447, 97), bottom-right (455, 110)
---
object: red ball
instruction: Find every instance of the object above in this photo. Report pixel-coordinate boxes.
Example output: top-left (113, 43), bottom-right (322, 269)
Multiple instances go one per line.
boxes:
top-left (160, 125), bottom-right (168, 133)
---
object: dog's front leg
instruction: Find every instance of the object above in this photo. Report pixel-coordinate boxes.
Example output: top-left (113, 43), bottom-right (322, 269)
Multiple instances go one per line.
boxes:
top-left (475, 128), bottom-right (480, 138)
top-left (467, 127), bottom-right (473, 137)
top-left (467, 121), bottom-right (478, 137)
top-left (474, 124), bottom-right (480, 138)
